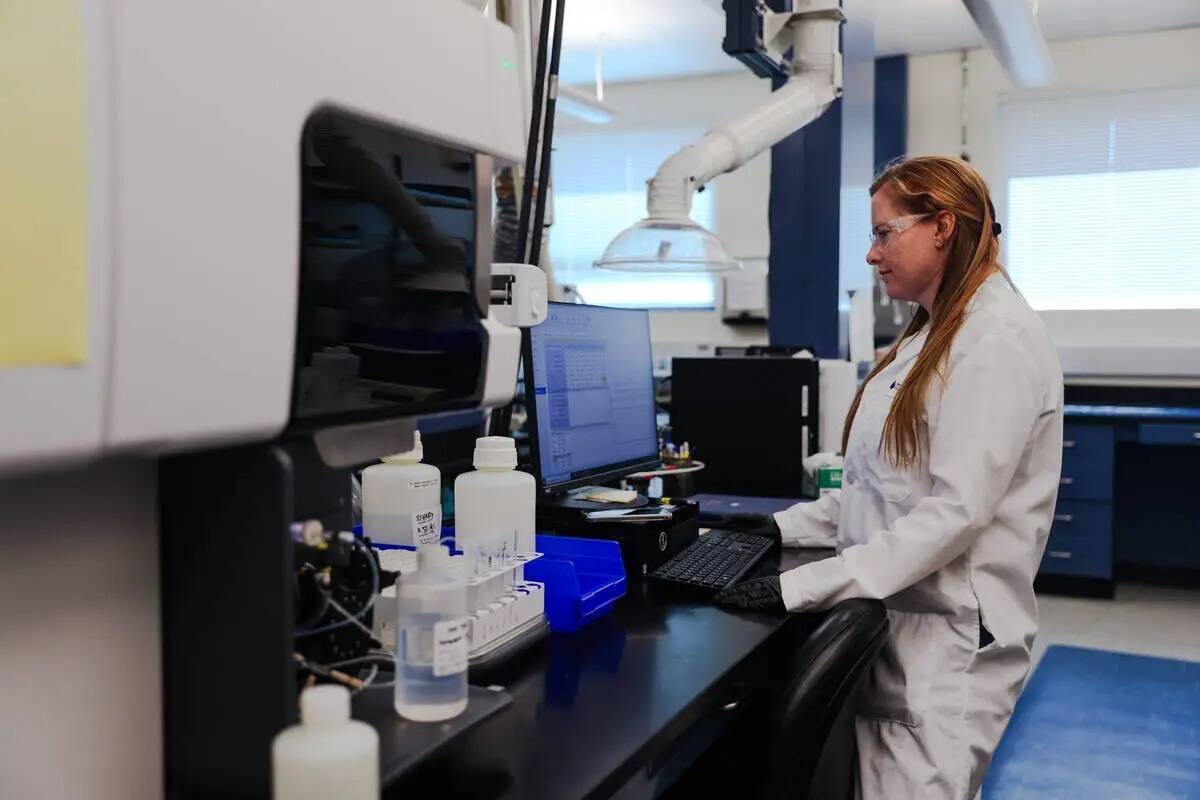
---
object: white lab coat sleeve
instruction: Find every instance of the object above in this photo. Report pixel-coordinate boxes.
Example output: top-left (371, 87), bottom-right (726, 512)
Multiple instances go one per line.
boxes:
top-left (779, 333), bottom-right (1045, 612)
top-left (774, 491), bottom-right (841, 548)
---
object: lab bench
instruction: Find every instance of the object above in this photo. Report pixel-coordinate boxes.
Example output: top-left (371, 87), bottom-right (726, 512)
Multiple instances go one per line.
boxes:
top-left (379, 546), bottom-right (832, 799)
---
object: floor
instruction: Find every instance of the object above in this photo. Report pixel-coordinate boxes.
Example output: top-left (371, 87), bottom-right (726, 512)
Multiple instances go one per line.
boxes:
top-left (1033, 582), bottom-right (1200, 665)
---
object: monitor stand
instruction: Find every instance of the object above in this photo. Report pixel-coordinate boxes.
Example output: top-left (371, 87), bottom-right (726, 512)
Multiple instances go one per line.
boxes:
top-left (540, 486), bottom-right (652, 512)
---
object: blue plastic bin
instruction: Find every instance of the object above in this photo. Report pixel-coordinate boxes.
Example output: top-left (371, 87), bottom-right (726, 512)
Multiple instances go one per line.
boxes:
top-left (525, 535), bottom-right (627, 633)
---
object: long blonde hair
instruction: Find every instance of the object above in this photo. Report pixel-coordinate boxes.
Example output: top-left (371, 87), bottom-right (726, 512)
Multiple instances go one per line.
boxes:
top-left (842, 156), bottom-right (1005, 469)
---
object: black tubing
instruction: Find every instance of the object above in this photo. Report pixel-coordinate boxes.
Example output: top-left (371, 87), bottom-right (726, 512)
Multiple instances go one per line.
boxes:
top-left (527, 0), bottom-right (566, 267)
top-left (516, 0), bottom-right (555, 263)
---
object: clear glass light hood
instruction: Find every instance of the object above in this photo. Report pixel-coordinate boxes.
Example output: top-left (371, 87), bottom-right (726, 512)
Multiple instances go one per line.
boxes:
top-left (593, 217), bottom-right (741, 273)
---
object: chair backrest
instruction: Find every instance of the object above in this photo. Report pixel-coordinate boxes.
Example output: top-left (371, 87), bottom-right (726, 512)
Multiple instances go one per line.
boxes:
top-left (760, 598), bottom-right (889, 800)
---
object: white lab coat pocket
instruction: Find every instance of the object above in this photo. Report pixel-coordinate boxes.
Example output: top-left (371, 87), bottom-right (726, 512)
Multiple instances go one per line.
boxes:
top-left (856, 610), bottom-right (937, 727)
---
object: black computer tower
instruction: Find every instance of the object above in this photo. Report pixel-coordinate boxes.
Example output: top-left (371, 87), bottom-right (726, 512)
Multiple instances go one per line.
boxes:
top-left (670, 357), bottom-right (819, 498)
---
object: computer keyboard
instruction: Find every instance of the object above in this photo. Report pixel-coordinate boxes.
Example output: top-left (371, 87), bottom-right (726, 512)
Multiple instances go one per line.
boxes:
top-left (649, 529), bottom-right (776, 593)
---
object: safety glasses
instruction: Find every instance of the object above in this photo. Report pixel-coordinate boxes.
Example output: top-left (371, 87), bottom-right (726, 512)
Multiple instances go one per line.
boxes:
top-left (869, 213), bottom-right (932, 248)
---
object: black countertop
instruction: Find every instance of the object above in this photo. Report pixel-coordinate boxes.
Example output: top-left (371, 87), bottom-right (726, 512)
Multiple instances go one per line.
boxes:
top-left (381, 546), bottom-right (833, 799)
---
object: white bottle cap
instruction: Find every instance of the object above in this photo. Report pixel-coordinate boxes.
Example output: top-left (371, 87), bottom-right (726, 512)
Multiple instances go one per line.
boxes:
top-left (382, 430), bottom-right (423, 464)
top-left (299, 684), bottom-right (350, 728)
top-left (473, 436), bottom-right (517, 470)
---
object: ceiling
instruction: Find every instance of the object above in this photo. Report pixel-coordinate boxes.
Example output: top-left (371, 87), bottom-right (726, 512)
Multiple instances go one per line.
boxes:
top-left (558, 0), bottom-right (1200, 86)
top-left (559, 0), bottom-right (730, 86)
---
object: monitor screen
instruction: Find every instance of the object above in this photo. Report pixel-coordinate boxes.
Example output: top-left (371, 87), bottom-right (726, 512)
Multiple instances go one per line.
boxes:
top-left (525, 303), bottom-right (659, 492)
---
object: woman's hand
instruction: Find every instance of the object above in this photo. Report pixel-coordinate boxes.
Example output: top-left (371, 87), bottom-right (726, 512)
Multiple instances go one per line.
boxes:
top-left (713, 575), bottom-right (785, 611)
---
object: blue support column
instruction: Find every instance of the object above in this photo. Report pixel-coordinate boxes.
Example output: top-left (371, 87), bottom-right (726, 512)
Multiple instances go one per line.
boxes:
top-left (768, 95), bottom-right (843, 357)
top-left (874, 55), bottom-right (908, 172)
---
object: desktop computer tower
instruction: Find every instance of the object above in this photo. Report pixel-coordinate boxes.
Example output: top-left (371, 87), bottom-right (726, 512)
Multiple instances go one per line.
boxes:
top-left (670, 357), bottom-right (819, 498)
top-left (537, 500), bottom-right (700, 580)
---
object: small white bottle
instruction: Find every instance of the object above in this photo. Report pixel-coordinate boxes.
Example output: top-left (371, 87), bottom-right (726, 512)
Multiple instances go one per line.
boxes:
top-left (395, 544), bottom-right (469, 722)
top-left (362, 431), bottom-right (442, 547)
top-left (272, 685), bottom-right (379, 800)
top-left (454, 436), bottom-right (536, 555)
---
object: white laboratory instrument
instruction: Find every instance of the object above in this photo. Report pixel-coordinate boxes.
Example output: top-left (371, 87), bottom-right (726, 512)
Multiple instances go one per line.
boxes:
top-left (0, 1), bottom-right (528, 475)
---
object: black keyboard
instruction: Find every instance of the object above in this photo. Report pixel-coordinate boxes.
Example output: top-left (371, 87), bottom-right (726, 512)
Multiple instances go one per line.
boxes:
top-left (649, 529), bottom-right (776, 593)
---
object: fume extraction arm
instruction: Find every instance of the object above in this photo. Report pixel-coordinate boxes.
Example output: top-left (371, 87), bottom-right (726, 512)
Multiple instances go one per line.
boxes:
top-left (595, 1), bottom-right (846, 274)
top-left (594, 0), bottom-right (1055, 275)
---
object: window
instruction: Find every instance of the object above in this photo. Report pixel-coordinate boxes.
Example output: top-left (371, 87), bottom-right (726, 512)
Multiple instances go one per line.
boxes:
top-left (550, 129), bottom-right (716, 309)
top-left (998, 85), bottom-right (1200, 311)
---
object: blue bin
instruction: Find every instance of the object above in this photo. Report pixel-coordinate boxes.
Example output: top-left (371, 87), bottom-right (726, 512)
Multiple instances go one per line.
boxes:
top-left (356, 526), bottom-right (625, 632)
top-left (525, 535), bottom-right (627, 633)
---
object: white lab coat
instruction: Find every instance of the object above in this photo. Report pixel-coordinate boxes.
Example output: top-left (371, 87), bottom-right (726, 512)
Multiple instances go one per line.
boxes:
top-left (775, 273), bottom-right (1064, 799)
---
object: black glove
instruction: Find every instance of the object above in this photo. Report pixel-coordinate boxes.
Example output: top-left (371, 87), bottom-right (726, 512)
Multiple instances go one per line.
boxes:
top-left (713, 575), bottom-right (785, 611)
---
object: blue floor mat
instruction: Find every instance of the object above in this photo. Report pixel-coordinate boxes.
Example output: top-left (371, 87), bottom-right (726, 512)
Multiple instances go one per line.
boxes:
top-left (985, 645), bottom-right (1200, 799)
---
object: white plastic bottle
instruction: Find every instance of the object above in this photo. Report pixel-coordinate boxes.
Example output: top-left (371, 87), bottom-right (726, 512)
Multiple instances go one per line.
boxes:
top-left (395, 543), bottom-right (469, 722)
top-left (362, 431), bottom-right (442, 547)
top-left (454, 436), bottom-right (536, 555)
top-left (272, 684), bottom-right (379, 800)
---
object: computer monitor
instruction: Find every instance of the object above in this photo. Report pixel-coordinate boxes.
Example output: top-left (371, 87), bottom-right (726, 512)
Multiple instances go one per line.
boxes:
top-left (523, 303), bottom-right (660, 494)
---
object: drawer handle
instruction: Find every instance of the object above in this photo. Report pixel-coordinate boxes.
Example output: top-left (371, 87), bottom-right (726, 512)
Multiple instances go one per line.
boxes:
top-left (1063, 440), bottom-right (1076, 449)
top-left (1048, 550), bottom-right (1073, 559)
top-left (723, 701), bottom-right (739, 712)
top-left (1193, 432), bottom-right (1200, 440)
top-left (1060, 477), bottom-right (1075, 486)
top-left (1054, 514), bottom-right (1074, 523)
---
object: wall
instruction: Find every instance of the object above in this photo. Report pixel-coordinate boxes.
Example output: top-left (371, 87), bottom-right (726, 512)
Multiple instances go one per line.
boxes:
top-left (557, 71), bottom-right (774, 352)
top-left (907, 26), bottom-right (1200, 377)
top-left (0, 459), bottom-right (162, 799)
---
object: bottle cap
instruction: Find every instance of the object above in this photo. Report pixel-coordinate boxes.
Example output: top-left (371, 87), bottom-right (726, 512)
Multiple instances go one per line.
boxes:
top-left (473, 436), bottom-right (517, 470)
top-left (300, 684), bottom-right (350, 727)
top-left (382, 430), bottom-right (423, 464)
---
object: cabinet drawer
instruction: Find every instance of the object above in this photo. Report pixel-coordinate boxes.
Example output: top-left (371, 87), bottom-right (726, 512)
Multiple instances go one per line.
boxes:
top-left (1059, 424), bottom-right (1114, 501)
top-left (1138, 423), bottom-right (1200, 447)
top-left (1062, 423), bottom-right (1115, 460)
top-left (1049, 500), bottom-right (1112, 540)
top-left (1057, 464), bottom-right (1113, 501)
top-left (1040, 529), bottom-right (1112, 579)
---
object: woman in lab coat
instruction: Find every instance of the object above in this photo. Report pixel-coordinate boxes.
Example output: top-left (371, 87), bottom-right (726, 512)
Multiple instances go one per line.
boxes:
top-left (716, 156), bottom-right (1064, 799)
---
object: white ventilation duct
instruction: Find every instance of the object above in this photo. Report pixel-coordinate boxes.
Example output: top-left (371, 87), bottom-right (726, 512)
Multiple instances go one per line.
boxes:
top-left (595, 2), bottom-right (845, 273)
top-left (962, 0), bottom-right (1055, 88)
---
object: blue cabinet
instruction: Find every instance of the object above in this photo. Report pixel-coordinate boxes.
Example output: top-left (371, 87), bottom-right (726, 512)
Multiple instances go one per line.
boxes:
top-left (1138, 423), bottom-right (1200, 447)
top-left (1058, 424), bottom-right (1114, 501)
top-left (1039, 424), bottom-right (1115, 581)
top-left (1042, 406), bottom-right (1200, 589)
top-left (1041, 531), bottom-right (1113, 579)
top-left (1040, 500), bottom-right (1113, 579)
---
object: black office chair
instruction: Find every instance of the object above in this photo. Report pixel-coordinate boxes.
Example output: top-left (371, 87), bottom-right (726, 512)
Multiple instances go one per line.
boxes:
top-left (760, 598), bottom-right (889, 800)
top-left (661, 599), bottom-right (888, 800)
